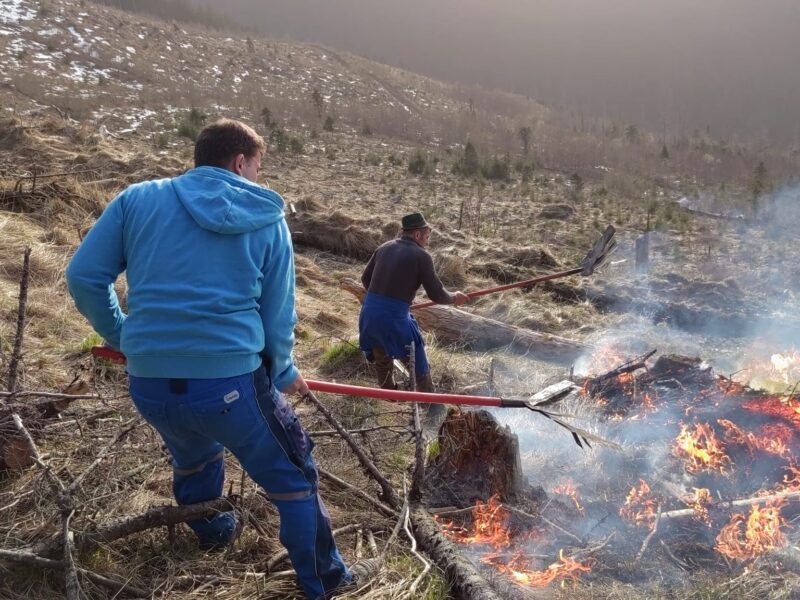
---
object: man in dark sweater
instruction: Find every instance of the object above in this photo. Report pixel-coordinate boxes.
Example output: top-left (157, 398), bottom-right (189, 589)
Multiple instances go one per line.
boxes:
top-left (359, 212), bottom-right (469, 394)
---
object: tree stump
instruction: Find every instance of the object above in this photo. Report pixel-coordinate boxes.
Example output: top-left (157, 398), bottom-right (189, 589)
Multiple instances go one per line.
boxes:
top-left (425, 409), bottom-right (526, 506)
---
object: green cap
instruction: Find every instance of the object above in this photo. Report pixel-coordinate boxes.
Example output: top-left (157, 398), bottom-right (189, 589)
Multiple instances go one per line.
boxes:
top-left (401, 212), bottom-right (429, 230)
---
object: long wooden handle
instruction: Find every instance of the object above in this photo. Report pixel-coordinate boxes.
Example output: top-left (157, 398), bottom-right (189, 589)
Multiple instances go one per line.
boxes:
top-left (411, 267), bottom-right (582, 310)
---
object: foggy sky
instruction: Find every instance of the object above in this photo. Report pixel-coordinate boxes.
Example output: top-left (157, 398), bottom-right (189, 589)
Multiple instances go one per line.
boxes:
top-left (194, 0), bottom-right (800, 145)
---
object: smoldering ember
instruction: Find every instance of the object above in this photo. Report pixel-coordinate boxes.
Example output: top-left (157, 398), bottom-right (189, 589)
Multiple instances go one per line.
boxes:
top-left (1, 0), bottom-right (800, 599)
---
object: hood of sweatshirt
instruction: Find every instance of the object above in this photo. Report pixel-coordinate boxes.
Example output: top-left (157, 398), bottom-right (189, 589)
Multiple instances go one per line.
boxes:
top-left (171, 166), bottom-right (285, 234)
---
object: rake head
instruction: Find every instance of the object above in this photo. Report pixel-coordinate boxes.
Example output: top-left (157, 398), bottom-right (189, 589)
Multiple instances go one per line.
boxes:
top-left (580, 225), bottom-right (618, 276)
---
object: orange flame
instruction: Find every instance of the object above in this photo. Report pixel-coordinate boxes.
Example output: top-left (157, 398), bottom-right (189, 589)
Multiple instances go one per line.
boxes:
top-left (437, 494), bottom-right (510, 549)
top-left (744, 394), bottom-right (800, 429)
top-left (582, 345), bottom-right (631, 376)
top-left (618, 372), bottom-right (634, 385)
top-left (715, 502), bottom-right (787, 560)
top-left (718, 419), bottom-right (790, 457)
top-left (683, 488), bottom-right (713, 524)
top-left (780, 464), bottom-right (800, 492)
top-left (553, 481), bottom-right (584, 514)
top-left (481, 549), bottom-right (594, 587)
top-left (620, 479), bottom-right (657, 528)
top-left (674, 422), bottom-right (731, 474)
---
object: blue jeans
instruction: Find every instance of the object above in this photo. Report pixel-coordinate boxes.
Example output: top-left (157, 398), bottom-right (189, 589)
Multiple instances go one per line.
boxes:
top-left (129, 364), bottom-right (350, 599)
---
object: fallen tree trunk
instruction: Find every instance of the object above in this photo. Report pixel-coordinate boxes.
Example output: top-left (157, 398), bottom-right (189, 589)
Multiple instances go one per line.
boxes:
top-left (411, 505), bottom-right (503, 600)
top-left (35, 497), bottom-right (238, 556)
top-left (340, 278), bottom-right (587, 364)
top-left (660, 490), bottom-right (800, 521)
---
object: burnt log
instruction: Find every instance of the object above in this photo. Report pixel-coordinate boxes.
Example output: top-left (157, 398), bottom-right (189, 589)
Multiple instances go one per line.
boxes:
top-left (426, 409), bottom-right (526, 506)
top-left (411, 505), bottom-right (503, 600)
top-left (340, 278), bottom-right (586, 364)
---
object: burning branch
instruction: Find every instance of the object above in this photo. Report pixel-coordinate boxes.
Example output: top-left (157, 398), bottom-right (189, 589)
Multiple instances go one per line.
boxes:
top-left (585, 349), bottom-right (657, 396)
top-left (620, 480), bottom-right (658, 528)
top-left (658, 490), bottom-right (800, 522)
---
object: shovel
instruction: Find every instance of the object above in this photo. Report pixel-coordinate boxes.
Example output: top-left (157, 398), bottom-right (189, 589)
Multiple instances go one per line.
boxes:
top-left (304, 379), bottom-right (614, 449)
top-left (411, 225), bottom-right (617, 310)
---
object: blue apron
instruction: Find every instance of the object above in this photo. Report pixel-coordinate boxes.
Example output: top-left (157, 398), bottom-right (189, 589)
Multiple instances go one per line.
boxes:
top-left (359, 292), bottom-right (430, 376)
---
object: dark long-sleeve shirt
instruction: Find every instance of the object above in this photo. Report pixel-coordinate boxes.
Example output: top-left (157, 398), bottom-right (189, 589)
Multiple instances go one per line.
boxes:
top-left (361, 236), bottom-right (454, 305)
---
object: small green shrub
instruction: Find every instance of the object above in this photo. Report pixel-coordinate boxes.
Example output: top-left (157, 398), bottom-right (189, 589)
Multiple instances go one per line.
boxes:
top-left (79, 332), bottom-right (104, 353)
top-left (289, 137), bottom-right (304, 155)
top-left (408, 149), bottom-right (428, 175)
top-left (269, 128), bottom-right (288, 153)
top-left (176, 107), bottom-right (207, 141)
top-left (481, 155), bottom-right (510, 181)
top-left (153, 132), bottom-right (169, 149)
top-left (452, 141), bottom-right (480, 177)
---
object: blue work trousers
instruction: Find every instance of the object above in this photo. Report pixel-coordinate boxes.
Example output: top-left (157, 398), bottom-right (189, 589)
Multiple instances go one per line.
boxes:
top-left (128, 364), bottom-right (350, 599)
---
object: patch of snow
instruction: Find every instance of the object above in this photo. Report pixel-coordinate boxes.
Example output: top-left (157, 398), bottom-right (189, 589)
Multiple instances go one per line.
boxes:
top-left (37, 28), bottom-right (60, 36)
top-left (32, 52), bottom-right (57, 69)
top-left (0, 0), bottom-right (36, 24)
top-left (126, 46), bottom-right (136, 54)
top-left (117, 108), bottom-right (157, 133)
top-left (64, 62), bottom-right (113, 83)
top-left (67, 26), bottom-right (91, 53)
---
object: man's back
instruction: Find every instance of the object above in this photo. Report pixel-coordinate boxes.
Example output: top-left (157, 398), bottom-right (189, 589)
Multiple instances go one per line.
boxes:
top-left (67, 166), bottom-right (298, 386)
top-left (361, 237), bottom-right (450, 305)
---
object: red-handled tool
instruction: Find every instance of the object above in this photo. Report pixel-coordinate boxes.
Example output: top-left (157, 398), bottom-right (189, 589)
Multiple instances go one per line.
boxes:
top-left (411, 225), bottom-right (617, 310)
top-left (89, 346), bottom-right (571, 409)
top-left (88, 345), bottom-right (607, 448)
top-left (91, 346), bottom-right (127, 364)
top-left (304, 378), bottom-right (573, 408)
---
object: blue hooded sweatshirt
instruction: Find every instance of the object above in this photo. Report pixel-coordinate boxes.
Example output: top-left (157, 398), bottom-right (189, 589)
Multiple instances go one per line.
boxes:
top-left (66, 166), bottom-right (299, 390)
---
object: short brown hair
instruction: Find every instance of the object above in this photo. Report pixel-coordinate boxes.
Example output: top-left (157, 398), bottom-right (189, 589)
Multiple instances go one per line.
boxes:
top-left (194, 119), bottom-right (266, 168)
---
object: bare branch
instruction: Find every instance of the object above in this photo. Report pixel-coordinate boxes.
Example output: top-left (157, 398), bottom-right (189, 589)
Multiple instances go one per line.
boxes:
top-left (66, 418), bottom-right (139, 494)
top-left (302, 390), bottom-right (401, 510)
top-left (318, 468), bottom-right (398, 517)
top-left (6, 247), bottom-right (31, 395)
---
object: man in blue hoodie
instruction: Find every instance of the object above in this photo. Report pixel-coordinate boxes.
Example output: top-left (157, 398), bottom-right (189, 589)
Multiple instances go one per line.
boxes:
top-left (66, 119), bottom-right (361, 599)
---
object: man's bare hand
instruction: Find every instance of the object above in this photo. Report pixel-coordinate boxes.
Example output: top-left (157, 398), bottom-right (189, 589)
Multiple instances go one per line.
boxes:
top-left (281, 373), bottom-right (310, 396)
top-left (453, 291), bottom-right (471, 305)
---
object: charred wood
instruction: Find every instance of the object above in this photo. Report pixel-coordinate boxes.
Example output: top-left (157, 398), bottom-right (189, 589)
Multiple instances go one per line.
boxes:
top-left (410, 505), bottom-right (503, 600)
top-left (425, 409), bottom-right (526, 506)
